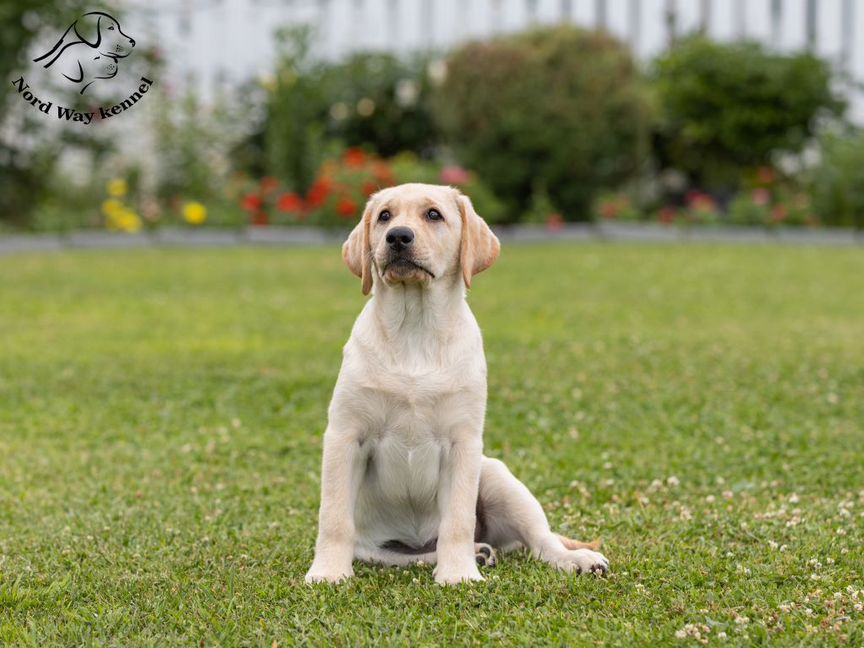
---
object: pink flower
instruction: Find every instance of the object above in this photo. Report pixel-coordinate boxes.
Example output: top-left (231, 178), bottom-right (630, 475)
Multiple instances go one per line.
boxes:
top-left (687, 191), bottom-right (717, 212)
top-left (752, 188), bottom-right (771, 206)
top-left (771, 204), bottom-right (788, 223)
top-left (440, 165), bottom-right (471, 185)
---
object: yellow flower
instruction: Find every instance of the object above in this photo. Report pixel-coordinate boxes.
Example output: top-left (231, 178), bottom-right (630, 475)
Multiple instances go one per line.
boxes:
top-left (117, 209), bottom-right (142, 233)
top-left (107, 179), bottom-right (128, 197)
top-left (104, 201), bottom-right (141, 233)
top-left (102, 198), bottom-right (124, 218)
top-left (182, 201), bottom-right (208, 225)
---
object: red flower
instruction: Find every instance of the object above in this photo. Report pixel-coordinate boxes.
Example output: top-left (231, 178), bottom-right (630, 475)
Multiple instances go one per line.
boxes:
top-left (250, 211), bottom-right (269, 226)
top-left (260, 176), bottom-right (280, 194)
top-left (242, 193), bottom-right (263, 213)
top-left (657, 207), bottom-right (677, 224)
top-left (546, 213), bottom-right (564, 232)
top-left (306, 178), bottom-right (333, 208)
top-left (599, 201), bottom-right (619, 219)
top-left (440, 165), bottom-right (471, 185)
top-left (361, 181), bottom-right (378, 197)
top-left (757, 166), bottom-right (776, 185)
top-left (343, 148), bottom-right (367, 168)
top-left (337, 196), bottom-right (359, 218)
top-left (276, 192), bottom-right (304, 213)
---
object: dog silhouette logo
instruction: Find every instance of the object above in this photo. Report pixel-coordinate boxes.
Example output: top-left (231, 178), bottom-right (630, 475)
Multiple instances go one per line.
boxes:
top-left (33, 11), bottom-right (135, 95)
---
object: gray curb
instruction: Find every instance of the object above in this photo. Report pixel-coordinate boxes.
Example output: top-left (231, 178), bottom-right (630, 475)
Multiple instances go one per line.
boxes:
top-left (0, 224), bottom-right (860, 255)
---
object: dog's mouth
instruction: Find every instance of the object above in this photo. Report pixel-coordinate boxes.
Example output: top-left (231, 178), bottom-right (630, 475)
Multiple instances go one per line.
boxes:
top-left (383, 258), bottom-right (435, 279)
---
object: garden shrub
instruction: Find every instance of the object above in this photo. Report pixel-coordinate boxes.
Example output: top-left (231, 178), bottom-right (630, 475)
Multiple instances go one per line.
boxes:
top-left (809, 129), bottom-right (864, 228)
top-left (237, 150), bottom-right (505, 228)
top-left (653, 37), bottom-right (844, 193)
top-left (320, 55), bottom-right (439, 158)
top-left (257, 27), bottom-right (332, 196)
top-left (252, 28), bottom-right (440, 195)
top-left (435, 26), bottom-right (651, 222)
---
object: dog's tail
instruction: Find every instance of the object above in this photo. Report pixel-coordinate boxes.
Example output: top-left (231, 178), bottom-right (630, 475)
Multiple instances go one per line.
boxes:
top-left (557, 534), bottom-right (602, 551)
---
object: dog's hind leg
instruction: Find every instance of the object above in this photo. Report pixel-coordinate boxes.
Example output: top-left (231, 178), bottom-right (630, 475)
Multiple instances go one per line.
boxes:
top-left (477, 456), bottom-right (609, 576)
top-left (355, 540), bottom-right (497, 568)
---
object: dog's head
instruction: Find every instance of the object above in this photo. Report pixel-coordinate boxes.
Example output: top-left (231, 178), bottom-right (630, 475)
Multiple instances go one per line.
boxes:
top-left (74, 11), bottom-right (135, 59)
top-left (343, 183), bottom-right (500, 295)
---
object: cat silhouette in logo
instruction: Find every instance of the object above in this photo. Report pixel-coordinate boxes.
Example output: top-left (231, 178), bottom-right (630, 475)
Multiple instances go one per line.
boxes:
top-left (33, 11), bottom-right (135, 95)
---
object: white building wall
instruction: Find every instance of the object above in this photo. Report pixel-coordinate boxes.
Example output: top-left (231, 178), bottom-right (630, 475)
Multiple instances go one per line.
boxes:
top-left (126, 0), bottom-right (863, 122)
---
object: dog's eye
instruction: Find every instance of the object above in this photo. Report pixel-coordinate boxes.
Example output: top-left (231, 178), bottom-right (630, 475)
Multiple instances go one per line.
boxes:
top-left (378, 210), bottom-right (391, 223)
top-left (426, 209), bottom-right (443, 222)
top-left (108, 26), bottom-right (115, 30)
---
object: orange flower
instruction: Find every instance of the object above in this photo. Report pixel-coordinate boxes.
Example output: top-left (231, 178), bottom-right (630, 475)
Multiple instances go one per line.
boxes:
top-left (771, 204), bottom-right (788, 223)
top-left (260, 176), bottom-right (280, 194)
top-left (242, 193), bottom-right (263, 212)
top-left (306, 178), bottom-right (333, 208)
top-left (337, 196), bottom-right (358, 218)
top-left (372, 162), bottom-right (395, 186)
top-left (599, 201), bottom-right (619, 219)
top-left (276, 192), bottom-right (304, 213)
top-left (546, 213), bottom-right (564, 231)
top-left (757, 166), bottom-right (776, 185)
top-left (657, 207), bottom-right (677, 224)
top-left (343, 148), bottom-right (367, 168)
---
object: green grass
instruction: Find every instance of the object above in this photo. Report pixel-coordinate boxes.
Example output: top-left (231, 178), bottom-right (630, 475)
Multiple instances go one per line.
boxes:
top-left (0, 243), bottom-right (862, 647)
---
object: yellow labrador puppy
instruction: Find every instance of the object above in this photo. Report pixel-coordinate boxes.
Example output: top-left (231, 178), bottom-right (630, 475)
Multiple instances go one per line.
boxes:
top-left (306, 183), bottom-right (609, 585)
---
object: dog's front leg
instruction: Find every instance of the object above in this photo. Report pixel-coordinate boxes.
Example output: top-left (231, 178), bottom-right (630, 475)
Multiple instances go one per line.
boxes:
top-left (305, 426), bottom-right (364, 584)
top-left (434, 435), bottom-right (484, 585)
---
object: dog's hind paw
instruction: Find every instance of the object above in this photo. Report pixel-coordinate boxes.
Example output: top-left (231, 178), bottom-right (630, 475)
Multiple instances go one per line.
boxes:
top-left (475, 543), bottom-right (497, 568)
top-left (549, 548), bottom-right (610, 577)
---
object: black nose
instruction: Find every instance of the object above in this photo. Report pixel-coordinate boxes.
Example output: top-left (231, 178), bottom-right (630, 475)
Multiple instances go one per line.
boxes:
top-left (129, 38), bottom-right (135, 46)
top-left (386, 226), bottom-right (414, 251)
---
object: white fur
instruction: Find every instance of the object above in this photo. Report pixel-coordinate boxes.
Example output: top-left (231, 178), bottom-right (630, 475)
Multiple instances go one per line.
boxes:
top-left (305, 184), bottom-right (609, 586)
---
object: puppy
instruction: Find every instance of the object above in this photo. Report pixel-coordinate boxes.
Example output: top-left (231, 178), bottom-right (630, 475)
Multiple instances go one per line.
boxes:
top-left (306, 183), bottom-right (609, 585)
top-left (33, 11), bottom-right (135, 95)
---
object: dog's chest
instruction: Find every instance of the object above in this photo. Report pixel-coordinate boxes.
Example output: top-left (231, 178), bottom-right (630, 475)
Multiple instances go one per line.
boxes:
top-left (366, 433), bottom-right (443, 508)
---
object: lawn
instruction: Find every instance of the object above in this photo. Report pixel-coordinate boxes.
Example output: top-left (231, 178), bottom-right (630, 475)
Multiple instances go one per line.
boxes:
top-left (0, 243), bottom-right (862, 647)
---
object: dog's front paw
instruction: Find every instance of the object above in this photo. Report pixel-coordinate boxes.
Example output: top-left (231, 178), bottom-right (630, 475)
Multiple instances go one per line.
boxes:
top-left (304, 568), bottom-right (353, 584)
top-left (433, 562), bottom-right (484, 586)
top-left (305, 561), bottom-right (354, 584)
top-left (551, 548), bottom-right (610, 577)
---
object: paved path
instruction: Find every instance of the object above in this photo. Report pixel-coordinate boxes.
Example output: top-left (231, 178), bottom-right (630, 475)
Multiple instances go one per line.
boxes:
top-left (1, 224), bottom-right (861, 255)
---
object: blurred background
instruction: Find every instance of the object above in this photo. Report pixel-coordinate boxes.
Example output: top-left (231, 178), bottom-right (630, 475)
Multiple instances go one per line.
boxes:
top-left (1, 0), bottom-right (863, 235)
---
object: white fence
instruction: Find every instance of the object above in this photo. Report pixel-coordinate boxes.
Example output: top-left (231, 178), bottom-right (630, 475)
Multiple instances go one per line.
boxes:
top-left (131, 0), bottom-right (863, 120)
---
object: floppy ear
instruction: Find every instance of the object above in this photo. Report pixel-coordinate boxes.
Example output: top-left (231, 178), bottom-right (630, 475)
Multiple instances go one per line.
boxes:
top-left (342, 200), bottom-right (374, 296)
top-left (74, 12), bottom-right (103, 47)
top-left (458, 193), bottom-right (500, 289)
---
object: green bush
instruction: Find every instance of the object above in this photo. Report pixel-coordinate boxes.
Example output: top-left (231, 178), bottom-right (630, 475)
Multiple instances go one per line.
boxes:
top-left (320, 55), bottom-right (439, 157)
top-left (654, 37), bottom-right (844, 192)
top-left (435, 26), bottom-right (650, 222)
top-left (255, 27), bottom-right (332, 195)
top-left (810, 130), bottom-right (864, 228)
top-left (248, 28), bottom-right (440, 195)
